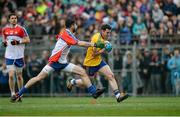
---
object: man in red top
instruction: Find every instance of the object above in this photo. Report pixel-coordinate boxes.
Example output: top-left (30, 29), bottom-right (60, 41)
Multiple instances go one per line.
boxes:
top-left (2, 13), bottom-right (30, 102)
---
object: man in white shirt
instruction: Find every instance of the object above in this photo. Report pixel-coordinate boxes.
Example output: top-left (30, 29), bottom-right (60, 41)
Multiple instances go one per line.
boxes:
top-left (2, 13), bottom-right (30, 102)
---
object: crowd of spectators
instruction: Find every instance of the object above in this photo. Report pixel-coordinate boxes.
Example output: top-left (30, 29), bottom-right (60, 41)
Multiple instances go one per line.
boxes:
top-left (0, 0), bottom-right (179, 45)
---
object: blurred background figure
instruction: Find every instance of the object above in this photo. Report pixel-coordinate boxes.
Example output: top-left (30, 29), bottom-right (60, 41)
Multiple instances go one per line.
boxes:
top-left (139, 49), bottom-right (151, 95)
top-left (150, 48), bottom-right (162, 94)
top-left (167, 49), bottom-right (180, 95)
top-left (122, 50), bottom-right (133, 93)
top-left (0, 62), bottom-right (9, 94)
top-left (27, 53), bottom-right (42, 94)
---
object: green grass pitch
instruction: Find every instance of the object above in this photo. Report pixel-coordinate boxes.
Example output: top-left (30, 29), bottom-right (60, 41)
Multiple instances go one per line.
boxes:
top-left (0, 96), bottom-right (180, 116)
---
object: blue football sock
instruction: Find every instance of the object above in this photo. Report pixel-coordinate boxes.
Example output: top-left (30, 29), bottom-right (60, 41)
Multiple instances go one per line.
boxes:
top-left (71, 79), bottom-right (76, 85)
top-left (87, 85), bottom-right (96, 94)
top-left (114, 89), bottom-right (120, 98)
top-left (18, 86), bottom-right (27, 97)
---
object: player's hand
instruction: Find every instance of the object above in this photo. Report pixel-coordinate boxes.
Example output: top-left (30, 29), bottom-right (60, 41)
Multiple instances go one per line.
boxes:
top-left (94, 42), bottom-right (105, 49)
top-left (2, 41), bottom-right (7, 47)
top-left (11, 40), bottom-right (20, 45)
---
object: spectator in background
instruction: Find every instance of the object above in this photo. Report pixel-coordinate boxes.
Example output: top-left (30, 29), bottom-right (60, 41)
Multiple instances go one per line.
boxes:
top-left (113, 49), bottom-right (123, 93)
top-left (108, 16), bottom-right (118, 31)
top-left (171, 15), bottom-right (178, 33)
top-left (0, 15), bottom-right (8, 34)
top-left (173, 0), bottom-right (180, 7)
top-left (28, 15), bottom-right (47, 36)
top-left (139, 49), bottom-right (151, 94)
top-left (132, 5), bottom-right (141, 22)
top-left (150, 48), bottom-right (162, 94)
top-left (140, 0), bottom-right (150, 14)
top-left (149, 22), bottom-right (158, 36)
top-left (163, 0), bottom-right (178, 16)
top-left (4, 0), bottom-right (17, 12)
top-left (48, 17), bottom-right (63, 35)
top-left (122, 50), bottom-right (133, 93)
top-left (27, 53), bottom-right (42, 93)
top-left (152, 3), bottom-right (164, 28)
top-left (119, 20), bottom-right (132, 44)
top-left (36, 0), bottom-right (48, 16)
top-left (157, 22), bottom-right (166, 42)
top-left (0, 62), bottom-right (9, 94)
top-left (167, 21), bottom-right (174, 35)
top-left (144, 12), bottom-right (152, 30)
top-left (24, 0), bottom-right (37, 16)
top-left (0, 0), bottom-right (6, 18)
top-left (84, 24), bottom-right (96, 41)
top-left (177, 22), bottom-right (180, 34)
top-left (162, 46), bottom-right (172, 94)
top-left (140, 29), bottom-right (148, 47)
top-left (167, 48), bottom-right (180, 94)
top-left (22, 55), bottom-right (30, 87)
top-left (135, 48), bottom-right (144, 94)
top-left (133, 18), bottom-right (147, 37)
top-left (38, 50), bottom-right (50, 93)
top-left (133, 17), bottom-right (147, 44)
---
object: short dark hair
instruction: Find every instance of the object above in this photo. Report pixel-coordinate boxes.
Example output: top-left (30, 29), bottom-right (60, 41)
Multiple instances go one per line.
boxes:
top-left (101, 24), bottom-right (112, 30)
top-left (65, 19), bottom-right (75, 28)
top-left (8, 13), bottom-right (17, 19)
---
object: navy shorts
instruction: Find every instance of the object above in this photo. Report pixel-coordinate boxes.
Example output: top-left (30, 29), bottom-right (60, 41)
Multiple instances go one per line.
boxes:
top-left (49, 62), bottom-right (69, 71)
top-left (85, 60), bottom-right (107, 76)
top-left (6, 58), bottom-right (24, 68)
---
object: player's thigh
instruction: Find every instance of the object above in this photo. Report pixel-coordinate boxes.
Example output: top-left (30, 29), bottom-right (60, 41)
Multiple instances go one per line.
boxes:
top-left (42, 65), bottom-right (54, 74)
top-left (63, 63), bottom-right (86, 76)
top-left (40, 64), bottom-right (54, 80)
top-left (36, 70), bottom-right (49, 80)
top-left (99, 65), bottom-right (114, 78)
top-left (6, 65), bottom-right (16, 78)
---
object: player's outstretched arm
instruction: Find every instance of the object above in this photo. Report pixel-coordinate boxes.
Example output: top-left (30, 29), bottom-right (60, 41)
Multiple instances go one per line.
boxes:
top-left (77, 40), bottom-right (104, 48)
top-left (77, 40), bottom-right (94, 47)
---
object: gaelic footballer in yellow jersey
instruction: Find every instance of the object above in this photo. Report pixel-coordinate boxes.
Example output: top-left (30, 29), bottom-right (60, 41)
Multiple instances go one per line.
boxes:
top-left (67, 24), bottom-right (129, 103)
top-left (83, 32), bottom-right (106, 67)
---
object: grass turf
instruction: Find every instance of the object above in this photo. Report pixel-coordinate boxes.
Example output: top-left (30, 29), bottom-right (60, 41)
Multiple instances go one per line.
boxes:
top-left (0, 97), bottom-right (180, 116)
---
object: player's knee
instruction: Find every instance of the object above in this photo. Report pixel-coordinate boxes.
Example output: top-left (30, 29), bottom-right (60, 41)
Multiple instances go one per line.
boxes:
top-left (17, 76), bottom-right (23, 81)
top-left (9, 75), bottom-right (14, 80)
top-left (16, 73), bottom-right (23, 80)
top-left (9, 73), bottom-right (14, 79)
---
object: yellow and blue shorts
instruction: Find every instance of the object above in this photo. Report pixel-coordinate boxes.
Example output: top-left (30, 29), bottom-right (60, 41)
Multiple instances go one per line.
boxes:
top-left (85, 60), bottom-right (107, 76)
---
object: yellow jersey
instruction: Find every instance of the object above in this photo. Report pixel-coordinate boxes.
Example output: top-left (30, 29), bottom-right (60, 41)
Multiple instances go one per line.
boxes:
top-left (83, 33), bottom-right (105, 66)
